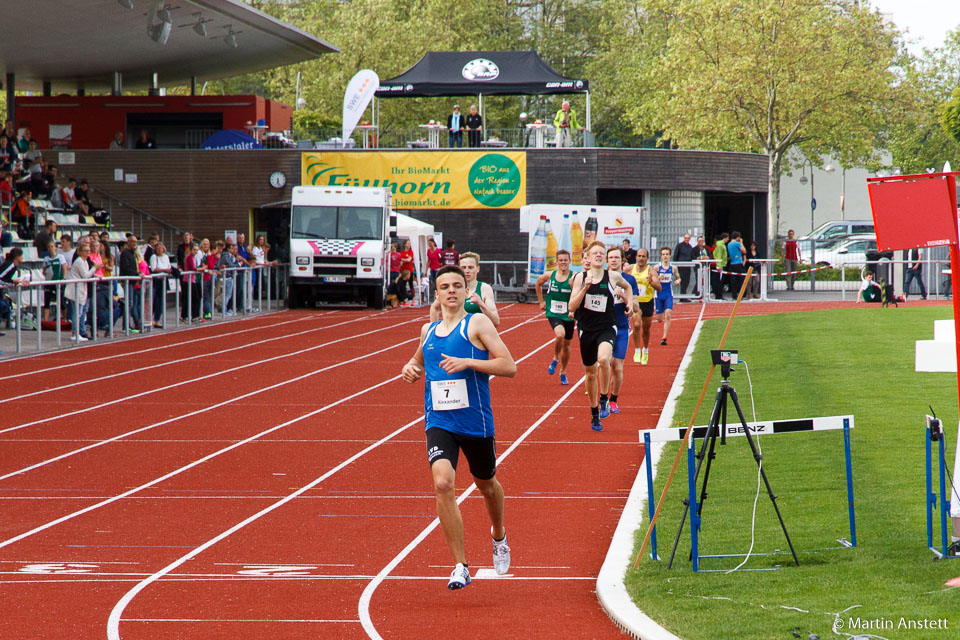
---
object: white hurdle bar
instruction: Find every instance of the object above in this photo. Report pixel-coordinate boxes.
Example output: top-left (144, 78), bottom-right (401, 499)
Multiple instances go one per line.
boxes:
top-left (640, 415), bottom-right (856, 569)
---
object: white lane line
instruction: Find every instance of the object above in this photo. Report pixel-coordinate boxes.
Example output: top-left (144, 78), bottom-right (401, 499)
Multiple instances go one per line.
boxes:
top-left (0, 495), bottom-right (624, 501)
top-left (104, 316), bottom-right (548, 640)
top-left (2, 575), bottom-right (595, 586)
top-left (0, 312), bottom-right (398, 406)
top-left (0, 321), bottom-right (425, 481)
top-left (2, 314), bottom-right (544, 543)
top-left (0, 311), bottom-right (327, 377)
top-left (0, 370), bottom-right (408, 553)
top-left (0, 315), bottom-right (426, 437)
top-left (125, 619), bottom-right (360, 623)
top-left (357, 375), bottom-right (588, 640)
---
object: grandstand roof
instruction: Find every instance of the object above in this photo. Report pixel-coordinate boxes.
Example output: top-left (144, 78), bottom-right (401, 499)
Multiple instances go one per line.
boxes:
top-left (0, 0), bottom-right (338, 93)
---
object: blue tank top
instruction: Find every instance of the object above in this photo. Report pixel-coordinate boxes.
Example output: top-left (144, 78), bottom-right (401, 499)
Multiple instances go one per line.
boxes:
top-left (613, 271), bottom-right (639, 329)
top-left (657, 264), bottom-right (673, 297)
top-left (422, 314), bottom-right (494, 438)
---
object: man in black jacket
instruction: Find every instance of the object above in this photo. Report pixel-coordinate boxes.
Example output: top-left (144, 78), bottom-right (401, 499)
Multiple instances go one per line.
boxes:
top-left (673, 233), bottom-right (695, 296)
top-left (119, 234), bottom-right (142, 331)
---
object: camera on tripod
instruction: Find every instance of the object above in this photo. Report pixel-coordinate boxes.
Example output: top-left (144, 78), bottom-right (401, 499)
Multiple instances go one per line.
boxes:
top-left (927, 414), bottom-right (942, 442)
top-left (711, 349), bottom-right (739, 378)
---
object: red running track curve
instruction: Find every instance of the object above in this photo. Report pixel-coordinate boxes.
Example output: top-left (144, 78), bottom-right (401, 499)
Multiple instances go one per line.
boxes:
top-left (0, 300), bottom-right (900, 638)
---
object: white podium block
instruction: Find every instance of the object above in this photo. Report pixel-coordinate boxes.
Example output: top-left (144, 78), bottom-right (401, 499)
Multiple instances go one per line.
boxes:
top-left (934, 319), bottom-right (956, 342)
top-left (916, 340), bottom-right (957, 372)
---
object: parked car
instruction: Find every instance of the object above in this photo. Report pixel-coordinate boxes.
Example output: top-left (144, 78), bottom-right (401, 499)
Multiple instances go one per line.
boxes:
top-left (811, 234), bottom-right (877, 268)
top-left (801, 220), bottom-right (875, 245)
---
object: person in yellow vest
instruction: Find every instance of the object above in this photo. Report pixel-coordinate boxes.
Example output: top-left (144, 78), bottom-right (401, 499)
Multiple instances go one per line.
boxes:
top-left (631, 248), bottom-right (662, 365)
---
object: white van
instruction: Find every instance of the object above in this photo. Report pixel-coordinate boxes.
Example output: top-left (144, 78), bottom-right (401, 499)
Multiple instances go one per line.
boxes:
top-left (801, 220), bottom-right (874, 244)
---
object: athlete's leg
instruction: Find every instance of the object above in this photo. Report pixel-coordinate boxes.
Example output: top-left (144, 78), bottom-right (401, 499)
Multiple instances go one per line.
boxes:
top-left (611, 357), bottom-right (625, 396)
top-left (662, 307), bottom-right (673, 340)
top-left (631, 312), bottom-right (643, 349)
top-left (432, 459), bottom-right (466, 565)
top-left (597, 342), bottom-right (613, 394)
top-left (475, 475), bottom-right (506, 540)
top-left (642, 316), bottom-right (653, 349)
top-left (585, 362), bottom-right (599, 407)
top-left (560, 338), bottom-right (571, 372)
top-left (553, 323), bottom-right (565, 360)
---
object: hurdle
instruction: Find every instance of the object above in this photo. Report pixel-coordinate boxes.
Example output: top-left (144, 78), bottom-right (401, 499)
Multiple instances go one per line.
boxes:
top-left (640, 415), bottom-right (856, 571)
top-left (925, 415), bottom-right (959, 559)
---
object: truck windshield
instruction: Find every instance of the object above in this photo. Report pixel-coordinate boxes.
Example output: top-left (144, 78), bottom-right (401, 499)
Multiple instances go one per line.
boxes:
top-left (292, 206), bottom-right (383, 240)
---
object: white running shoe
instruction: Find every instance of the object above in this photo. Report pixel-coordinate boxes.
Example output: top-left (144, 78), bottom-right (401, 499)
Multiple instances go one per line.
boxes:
top-left (492, 528), bottom-right (511, 575)
top-left (447, 563), bottom-right (471, 590)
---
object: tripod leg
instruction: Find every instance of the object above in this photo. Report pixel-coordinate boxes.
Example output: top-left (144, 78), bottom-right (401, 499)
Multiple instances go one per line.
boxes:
top-left (668, 387), bottom-right (724, 568)
top-left (729, 388), bottom-right (800, 566)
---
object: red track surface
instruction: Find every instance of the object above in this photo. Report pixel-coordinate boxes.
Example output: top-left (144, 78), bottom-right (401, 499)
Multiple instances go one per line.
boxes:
top-left (0, 300), bottom-right (939, 638)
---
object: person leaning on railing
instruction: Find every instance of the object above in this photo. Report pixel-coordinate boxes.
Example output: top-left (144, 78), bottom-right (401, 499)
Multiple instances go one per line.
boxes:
top-left (63, 241), bottom-right (96, 341)
top-left (149, 242), bottom-right (172, 328)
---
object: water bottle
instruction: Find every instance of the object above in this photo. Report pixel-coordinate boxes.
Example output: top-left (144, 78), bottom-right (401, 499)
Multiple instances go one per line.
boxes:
top-left (545, 218), bottom-right (558, 272)
top-left (570, 210), bottom-right (583, 272)
top-left (530, 215), bottom-right (548, 276)
top-left (559, 214), bottom-right (572, 264)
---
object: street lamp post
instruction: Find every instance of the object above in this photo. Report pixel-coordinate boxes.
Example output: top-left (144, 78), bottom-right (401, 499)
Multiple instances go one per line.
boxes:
top-left (798, 160), bottom-right (816, 234)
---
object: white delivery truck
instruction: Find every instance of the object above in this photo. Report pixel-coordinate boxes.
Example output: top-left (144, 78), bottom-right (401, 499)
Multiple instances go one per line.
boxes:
top-left (288, 185), bottom-right (392, 308)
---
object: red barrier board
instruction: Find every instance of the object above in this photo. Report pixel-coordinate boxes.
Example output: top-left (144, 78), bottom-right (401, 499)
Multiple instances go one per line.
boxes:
top-left (866, 173), bottom-right (958, 252)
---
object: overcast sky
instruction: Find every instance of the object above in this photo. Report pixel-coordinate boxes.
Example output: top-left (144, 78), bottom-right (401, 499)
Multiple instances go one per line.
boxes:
top-left (871, 0), bottom-right (960, 55)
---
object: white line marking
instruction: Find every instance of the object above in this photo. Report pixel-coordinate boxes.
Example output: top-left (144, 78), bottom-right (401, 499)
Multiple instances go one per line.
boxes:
top-left (357, 375), bottom-right (588, 640)
top-left (124, 618), bottom-right (360, 623)
top-left (0, 315), bottom-right (425, 439)
top-left (104, 316), bottom-right (548, 640)
top-left (0, 313), bottom-right (401, 406)
top-left (0, 311), bottom-right (326, 377)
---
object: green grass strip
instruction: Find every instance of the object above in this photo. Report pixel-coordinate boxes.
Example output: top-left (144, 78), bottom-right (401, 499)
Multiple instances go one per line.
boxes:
top-left (628, 306), bottom-right (960, 639)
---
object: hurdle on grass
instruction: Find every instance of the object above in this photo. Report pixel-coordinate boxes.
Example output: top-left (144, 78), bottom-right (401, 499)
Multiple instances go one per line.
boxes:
top-left (641, 415), bottom-right (856, 572)
top-left (925, 415), bottom-right (959, 560)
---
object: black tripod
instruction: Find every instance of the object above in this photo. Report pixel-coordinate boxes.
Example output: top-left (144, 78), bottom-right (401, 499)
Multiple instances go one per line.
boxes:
top-left (668, 362), bottom-right (799, 569)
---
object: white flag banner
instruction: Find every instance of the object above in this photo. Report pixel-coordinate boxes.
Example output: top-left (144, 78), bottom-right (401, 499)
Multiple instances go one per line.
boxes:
top-left (342, 69), bottom-right (379, 147)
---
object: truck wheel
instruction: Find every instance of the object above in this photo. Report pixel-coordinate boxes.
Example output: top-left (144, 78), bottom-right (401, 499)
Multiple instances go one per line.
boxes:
top-left (516, 292), bottom-right (528, 303)
top-left (369, 288), bottom-right (385, 309)
top-left (288, 286), bottom-right (303, 309)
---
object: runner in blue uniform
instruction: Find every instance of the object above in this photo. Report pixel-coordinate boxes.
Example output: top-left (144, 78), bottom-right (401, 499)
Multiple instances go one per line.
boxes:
top-left (402, 265), bottom-right (517, 590)
top-left (655, 246), bottom-right (682, 345)
top-left (604, 245), bottom-right (639, 415)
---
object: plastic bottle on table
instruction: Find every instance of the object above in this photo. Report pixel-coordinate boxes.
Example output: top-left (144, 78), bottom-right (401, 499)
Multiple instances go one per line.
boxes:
top-left (570, 210), bottom-right (584, 272)
top-left (530, 215), bottom-right (548, 277)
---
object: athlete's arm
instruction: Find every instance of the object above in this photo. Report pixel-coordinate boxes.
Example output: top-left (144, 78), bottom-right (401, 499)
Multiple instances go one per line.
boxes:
top-left (440, 314), bottom-right (516, 378)
top-left (648, 268), bottom-right (662, 292)
top-left (567, 272), bottom-right (589, 313)
top-left (535, 271), bottom-right (551, 310)
top-left (473, 282), bottom-right (500, 327)
top-left (611, 271), bottom-right (635, 315)
top-left (429, 298), bottom-right (441, 323)
top-left (401, 323), bottom-right (429, 383)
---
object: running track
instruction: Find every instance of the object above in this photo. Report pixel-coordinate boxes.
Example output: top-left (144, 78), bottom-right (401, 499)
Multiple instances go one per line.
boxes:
top-left (0, 299), bottom-right (894, 638)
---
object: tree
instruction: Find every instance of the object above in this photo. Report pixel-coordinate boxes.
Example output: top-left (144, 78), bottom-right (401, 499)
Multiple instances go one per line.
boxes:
top-left (882, 30), bottom-right (960, 174)
top-left (943, 88), bottom-right (960, 146)
top-left (626, 0), bottom-right (899, 239)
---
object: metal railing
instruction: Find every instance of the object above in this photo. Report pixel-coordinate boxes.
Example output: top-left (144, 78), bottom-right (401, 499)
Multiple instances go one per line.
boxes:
top-left (290, 126), bottom-right (587, 150)
top-left (1, 264), bottom-right (286, 355)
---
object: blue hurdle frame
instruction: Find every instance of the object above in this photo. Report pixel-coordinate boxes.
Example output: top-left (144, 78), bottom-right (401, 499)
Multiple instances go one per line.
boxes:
top-left (925, 419), bottom-right (958, 559)
top-left (643, 417), bottom-right (857, 571)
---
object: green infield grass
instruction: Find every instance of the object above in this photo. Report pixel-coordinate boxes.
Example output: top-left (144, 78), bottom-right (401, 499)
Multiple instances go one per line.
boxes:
top-left (628, 306), bottom-right (960, 640)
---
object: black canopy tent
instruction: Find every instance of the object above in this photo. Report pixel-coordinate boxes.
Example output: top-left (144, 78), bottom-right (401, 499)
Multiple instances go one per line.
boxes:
top-left (372, 51), bottom-right (591, 145)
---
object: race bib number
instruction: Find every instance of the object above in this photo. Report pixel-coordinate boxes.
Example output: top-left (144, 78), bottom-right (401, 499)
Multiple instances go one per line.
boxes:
top-left (550, 299), bottom-right (568, 315)
top-left (431, 379), bottom-right (469, 411)
top-left (639, 285), bottom-right (649, 298)
top-left (613, 286), bottom-right (625, 303)
top-left (584, 293), bottom-right (608, 313)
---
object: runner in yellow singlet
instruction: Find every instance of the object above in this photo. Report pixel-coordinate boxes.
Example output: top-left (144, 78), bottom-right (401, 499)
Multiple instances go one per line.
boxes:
top-left (630, 248), bottom-right (661, 365)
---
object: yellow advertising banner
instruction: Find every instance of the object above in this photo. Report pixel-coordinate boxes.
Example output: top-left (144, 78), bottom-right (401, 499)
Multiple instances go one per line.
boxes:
top-left (301, 151), bottom-right (526, 210)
